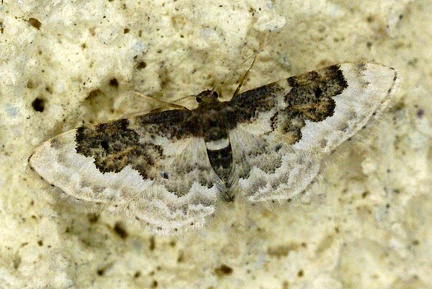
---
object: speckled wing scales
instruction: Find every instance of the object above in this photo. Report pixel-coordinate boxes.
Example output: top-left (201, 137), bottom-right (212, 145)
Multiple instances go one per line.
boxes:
top-left (229, 63), bottom-right (399, 201)
top-left (30, 110), bottom-right (220, 234)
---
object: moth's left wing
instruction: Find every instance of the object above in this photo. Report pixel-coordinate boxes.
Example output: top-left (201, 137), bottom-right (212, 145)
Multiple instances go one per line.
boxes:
top-left (229, 63), bottom-right (399, 201)
top-left (30, 109), bottom-right (220, 234)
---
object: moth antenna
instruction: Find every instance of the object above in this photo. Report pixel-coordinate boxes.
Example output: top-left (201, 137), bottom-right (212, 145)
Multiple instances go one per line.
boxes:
top-left (133, 91), bottom-right (190, 111)
top-left (232, 35), bottom-right (268, 98)
top-left (232, 53), bottom-right (259, 98)
top-left (210, 85), bottom-right (216, 92)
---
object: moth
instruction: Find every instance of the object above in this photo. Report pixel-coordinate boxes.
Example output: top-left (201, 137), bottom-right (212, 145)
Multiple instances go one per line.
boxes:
top-left (30, 63), bottom-right (399, 234)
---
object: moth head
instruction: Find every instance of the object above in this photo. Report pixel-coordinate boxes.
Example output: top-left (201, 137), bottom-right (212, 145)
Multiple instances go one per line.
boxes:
top-left (196, 90), bottom-right (219, 105)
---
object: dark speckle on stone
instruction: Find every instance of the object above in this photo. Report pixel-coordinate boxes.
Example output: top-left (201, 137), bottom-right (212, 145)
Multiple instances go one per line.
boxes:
top-left (109, 78), bottom-right (119, 87)
top-left (87, 213), bottom-right (100, 223)
top-left (31, 97), bottom-right (45, 112)
top-left (113, 222), bottom-right (128, 239)
top-left (416, 108), bottom-right (424, 119)
top-left (96, 268), bottom-right (105, 276)
top-left (214, 264), bottom-right (233, 277)
top-left (28, 18), bottom-right (42, 30)
top-left (149, 236), bottom-right (156, 251)
top-left (136, 61), bottom-right (147, 70)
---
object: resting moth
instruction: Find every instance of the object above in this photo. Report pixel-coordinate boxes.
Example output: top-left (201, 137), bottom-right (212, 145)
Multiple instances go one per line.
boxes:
top-left (30, 63), bottom-right (399, 234)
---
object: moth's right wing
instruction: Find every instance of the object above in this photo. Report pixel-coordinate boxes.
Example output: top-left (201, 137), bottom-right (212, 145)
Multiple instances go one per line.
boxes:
top-left (228, 63), bottom-right (399, 201)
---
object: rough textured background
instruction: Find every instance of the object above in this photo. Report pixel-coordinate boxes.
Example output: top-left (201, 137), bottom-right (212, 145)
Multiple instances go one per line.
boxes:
top-left (1, 0), bottom-right (431, 288)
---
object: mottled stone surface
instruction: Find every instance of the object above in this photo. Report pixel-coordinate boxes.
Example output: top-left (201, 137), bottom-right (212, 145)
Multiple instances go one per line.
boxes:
top-left (1, 0), bottom-right (430, 288)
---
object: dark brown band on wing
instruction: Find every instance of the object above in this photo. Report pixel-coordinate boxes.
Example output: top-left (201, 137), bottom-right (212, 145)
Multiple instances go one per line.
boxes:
top-left (75, 109), bottom-right (194, 178)
top-left (285, 64), bottom-right (347, 122)
top-left (275, 65), bottom-right (348, 143)
top-left (229, 82), bottom-right (281, 126)
top-left (75, 119), bottom-right (163, 179)
top-left (136, 109), bottom-right (194, 139)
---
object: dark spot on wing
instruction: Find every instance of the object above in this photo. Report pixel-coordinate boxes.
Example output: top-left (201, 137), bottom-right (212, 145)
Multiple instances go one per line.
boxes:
top-left (274, 143), bottom-right (283, 152)
top-left (101, 139), bottom-right (109, 151)
top-left (161, 172), bottom-right (169, 179)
